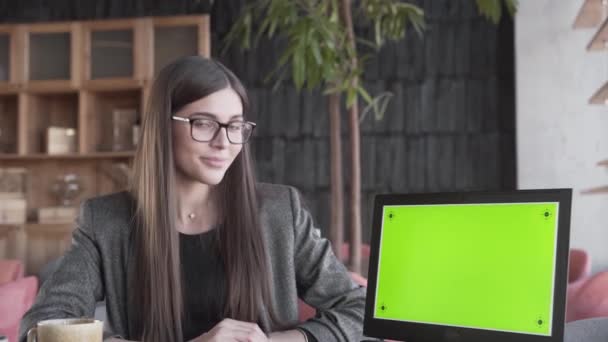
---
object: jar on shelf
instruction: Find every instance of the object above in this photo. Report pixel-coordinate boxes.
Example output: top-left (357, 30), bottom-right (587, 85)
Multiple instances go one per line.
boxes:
top-left (111, 108), bottom-right (137, 151)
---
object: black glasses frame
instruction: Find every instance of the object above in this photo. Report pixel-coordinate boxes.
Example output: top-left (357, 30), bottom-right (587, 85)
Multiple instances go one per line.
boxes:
top-left (171, 115), bottom-right (256, 144)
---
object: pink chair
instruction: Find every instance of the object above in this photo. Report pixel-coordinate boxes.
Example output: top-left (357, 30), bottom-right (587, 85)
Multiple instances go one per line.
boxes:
top-left (0, 276), bottom-right (38, 342)
top-left (566, 249), bottom-right (592, 322)
top-left (566, 248), bottom-right (608, 322)
top-left (339, 243), bottom-right (371, 263)
top-left (0, 259), bottom-right (24, 285)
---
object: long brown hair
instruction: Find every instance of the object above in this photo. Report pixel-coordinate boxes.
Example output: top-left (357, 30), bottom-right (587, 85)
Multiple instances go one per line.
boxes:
top-left (129, 56), bottom-right (280, 341)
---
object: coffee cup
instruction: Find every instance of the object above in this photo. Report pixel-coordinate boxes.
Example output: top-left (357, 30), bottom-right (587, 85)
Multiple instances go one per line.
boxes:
top-left (26, 318), bottom-right (103, 342)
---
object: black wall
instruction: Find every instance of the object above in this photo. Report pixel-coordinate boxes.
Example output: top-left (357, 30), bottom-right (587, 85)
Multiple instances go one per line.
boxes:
top-left (0, 0), bottom-right (516, 242)
top-left (214, 1), bottom-right (516, 241)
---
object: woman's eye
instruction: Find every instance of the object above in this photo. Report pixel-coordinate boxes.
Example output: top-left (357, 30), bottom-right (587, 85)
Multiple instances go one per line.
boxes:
top-left (194, 120), bottom-right (215, 129)
top-left (228, 124), bottom-right (243, 131)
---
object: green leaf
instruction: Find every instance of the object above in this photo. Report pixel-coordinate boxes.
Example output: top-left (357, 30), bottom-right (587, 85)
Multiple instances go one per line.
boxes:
top-left (346, 87), bottom-right (358, 108)
top-left (310, 37), bottom-right (323, 65)
top-left (358, 86), bottom-right (373, 105)
top-left (362, 0), bottom-right (425, 49)
top-left (476, 0), bottom-right (502, 24)
top-left (373, 91), bottom-right (393, 121)
top-left (323, 86), bottom-right (340, 95)
top-left (293, 49), bottom-right (306, 89)
top-left (374, 20), bottom-right (383, 46)
top-left (505, 0), bottom-right (518, 17)
top-left (356, 37), bottom-right (379, 50)
top-left (359, 91), bottom-right (394, 123)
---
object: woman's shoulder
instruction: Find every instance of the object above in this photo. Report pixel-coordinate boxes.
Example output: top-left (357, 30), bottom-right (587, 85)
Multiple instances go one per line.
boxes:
top-left (255, 182), bottom-right (310, 230)
top-left (83, 190), bottom-right (135, 216)
top-left (256, 182), bottom-right (293, 198)
top-left (79, 191), bottom-right (135, 238)
top-left (256, 182), bottom-right (300, 211)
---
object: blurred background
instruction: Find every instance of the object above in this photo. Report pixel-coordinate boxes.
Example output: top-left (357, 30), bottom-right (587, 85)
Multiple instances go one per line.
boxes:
top-left (0, 0), bottom-right (605, 283)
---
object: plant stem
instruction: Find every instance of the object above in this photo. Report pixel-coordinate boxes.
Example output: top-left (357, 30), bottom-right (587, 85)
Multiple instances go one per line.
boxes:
top-left (339, 0), bottom-right (362, 274)
top-left (328, 91), bottom-right (344, 260)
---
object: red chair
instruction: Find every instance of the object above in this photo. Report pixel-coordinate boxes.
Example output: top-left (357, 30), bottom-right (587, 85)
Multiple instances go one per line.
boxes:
top-left (339, 243), bottom-right (371, 264)
top-left (0, 276), bottom-right (38, 342)
top-left (566, 249), bottom-right (592, 322)
top-left (0, 259), bottom-right (24, 285)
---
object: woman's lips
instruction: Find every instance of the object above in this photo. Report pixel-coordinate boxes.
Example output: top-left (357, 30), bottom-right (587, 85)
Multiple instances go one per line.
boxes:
top-left (200, 157), bottom-right (228, 168)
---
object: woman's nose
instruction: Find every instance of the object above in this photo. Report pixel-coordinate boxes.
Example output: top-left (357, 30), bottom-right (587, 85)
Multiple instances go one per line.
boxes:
top-left (210, 127), bottom-right (230, 148)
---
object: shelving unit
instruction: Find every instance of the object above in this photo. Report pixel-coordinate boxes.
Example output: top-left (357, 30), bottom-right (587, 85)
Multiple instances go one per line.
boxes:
top-left (575, 1), bottom-right (608, 194)
top-left (589, 81), bottom-right (608, 105)
top-left (23, 22), bottom-right (81, 92)
top-left (0, 151), bottom-right (134, 160)
top-left (574, 0), bottom-right (607, 29)
top-left (581, 1), bottom-right (608, 105)
top-left (80, 89), bottom-right (142, 153)
top-left (0, 15), bottom-right (210, 273)
top-left (587, 15), bottom-right (608, 50)
top-left (0, 94), bottom-right (18, 153)
top-left (152, 15), bottom-right (210, 76)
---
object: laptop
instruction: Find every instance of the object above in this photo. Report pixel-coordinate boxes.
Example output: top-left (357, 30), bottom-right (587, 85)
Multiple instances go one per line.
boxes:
top-left (363, 189), bottom-right (572, 342)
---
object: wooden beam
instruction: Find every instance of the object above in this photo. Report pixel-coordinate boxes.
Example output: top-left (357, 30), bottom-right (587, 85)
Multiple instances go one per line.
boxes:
top-left (589, 80), bottom-right (608, 104)
top-left (574, 0), bottom-right (607, 29)
top-left (581, 185), bottom-right (608, 194)
top-left (587, 16), bottom-right (608, 50)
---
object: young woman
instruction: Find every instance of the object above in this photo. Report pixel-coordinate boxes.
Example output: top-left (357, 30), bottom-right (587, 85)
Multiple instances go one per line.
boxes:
top-left (19, 56), bottom-right (365, 342)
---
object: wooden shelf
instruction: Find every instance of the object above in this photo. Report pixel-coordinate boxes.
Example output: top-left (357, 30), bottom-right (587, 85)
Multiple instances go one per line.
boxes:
top-left (581, 185), bottom-right (608, 194)
top-left (23, 80), bottom-right (78, 93)
top-left (0, 15), bottom-right (210, 274)
top-left (0, 94), bottom-right (18, 153)
top-left (0, 151), bottom-right (134, 160)
top-left (589, 80), bottom-right (608, 104)
top-left (574, 0), bottom-right (607, 29)
top-left (0, 84), bottom-right (21, 94)
top-left (82, 78), bottom-right (143, 91)
top-left (587, 16), bottom-right (608, 50)
top-left (23, 222), bottom-right (73, 233)
top-left (0, 222), bottom-right (71, 229)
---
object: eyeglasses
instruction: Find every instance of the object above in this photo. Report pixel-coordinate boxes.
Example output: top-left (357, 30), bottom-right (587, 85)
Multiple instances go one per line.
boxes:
top-left (171, 115), bottom-right (256, 144)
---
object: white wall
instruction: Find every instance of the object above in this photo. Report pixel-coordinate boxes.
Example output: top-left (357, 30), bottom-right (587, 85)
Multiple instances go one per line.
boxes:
top-left (517, 0), bottom-right (608, 273)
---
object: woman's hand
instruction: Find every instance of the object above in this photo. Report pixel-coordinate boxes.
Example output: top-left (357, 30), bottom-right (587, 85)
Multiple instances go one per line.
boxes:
top-left (192, 318), bottom-right (269, 342)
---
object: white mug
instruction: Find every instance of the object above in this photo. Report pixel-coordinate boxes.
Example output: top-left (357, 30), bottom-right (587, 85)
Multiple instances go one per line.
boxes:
top-left (27, 318), bottom-right (103, 342)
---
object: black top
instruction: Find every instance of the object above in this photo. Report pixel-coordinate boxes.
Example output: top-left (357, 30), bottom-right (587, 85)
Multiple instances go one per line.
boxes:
top-left (180, 228), bottom-right (317, 342)
top-left (180, 229), bottom-right (226, 341)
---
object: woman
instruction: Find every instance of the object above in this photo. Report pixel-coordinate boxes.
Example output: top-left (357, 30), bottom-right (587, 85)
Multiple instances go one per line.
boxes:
top-left (19, 56), bottom-right (365, 342)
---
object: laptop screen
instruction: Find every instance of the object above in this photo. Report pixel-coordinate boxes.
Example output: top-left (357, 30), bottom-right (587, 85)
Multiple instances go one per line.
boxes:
top-left (373, 202), bottom-right (559, 336)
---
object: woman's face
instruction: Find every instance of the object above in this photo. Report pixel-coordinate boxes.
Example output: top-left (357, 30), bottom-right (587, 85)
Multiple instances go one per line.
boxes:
top-left (172, 87), bottom-right (244, 185)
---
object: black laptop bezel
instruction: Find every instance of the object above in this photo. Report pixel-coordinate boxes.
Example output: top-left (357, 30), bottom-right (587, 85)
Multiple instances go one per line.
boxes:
top-left (363, 189), bottom-right (572, 342)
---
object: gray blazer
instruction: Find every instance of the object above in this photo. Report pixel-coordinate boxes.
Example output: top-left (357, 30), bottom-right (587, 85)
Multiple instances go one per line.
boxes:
top-left (19, 183), bottom-right (366, 341)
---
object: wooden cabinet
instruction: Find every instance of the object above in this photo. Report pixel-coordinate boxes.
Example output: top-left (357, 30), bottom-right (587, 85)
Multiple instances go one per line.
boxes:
top-left (24, 22), bottom-right (81, 92)
top-left (0, 15), bottom-right (210, 274)
top-left (0, 223), bottom-right (72, 275)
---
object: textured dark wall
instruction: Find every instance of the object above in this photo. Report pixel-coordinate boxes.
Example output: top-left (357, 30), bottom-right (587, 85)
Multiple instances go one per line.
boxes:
top-left (0, 0), bottom-right (212, 22)
top-left (0, 0), bottom-right (516, 242)
top-left (213, 1), bottom-right (516, 242)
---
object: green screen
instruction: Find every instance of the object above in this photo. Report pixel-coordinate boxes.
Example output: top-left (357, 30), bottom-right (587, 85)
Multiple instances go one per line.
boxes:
top-left (374, 202), bottom-right (559, 336)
